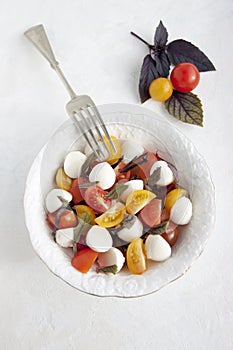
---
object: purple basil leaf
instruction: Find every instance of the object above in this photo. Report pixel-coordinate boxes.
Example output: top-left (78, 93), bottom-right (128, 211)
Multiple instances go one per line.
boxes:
top-left (154, 20), bottom-right (168, 49)
top-left (154, 51), bottom-right (170, 77)
top-left (166, 39), bottom-right (216, 72)
top-left (165, 90), bottom-right (203, 126)
top-left (139, 54), bottom-right (160, 103)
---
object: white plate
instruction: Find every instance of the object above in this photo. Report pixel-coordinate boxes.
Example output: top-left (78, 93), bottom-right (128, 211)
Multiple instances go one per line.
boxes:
top-left (24, 103), bottom-right (215, 297)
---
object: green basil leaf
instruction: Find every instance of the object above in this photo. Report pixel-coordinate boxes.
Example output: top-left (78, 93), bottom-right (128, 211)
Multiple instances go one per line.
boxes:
top-left (165, 91), bottom-right (203, 126)
top-left (97, 264), bottom-right (118, 275)
top-left (105, 183), bottom-right (128, 200)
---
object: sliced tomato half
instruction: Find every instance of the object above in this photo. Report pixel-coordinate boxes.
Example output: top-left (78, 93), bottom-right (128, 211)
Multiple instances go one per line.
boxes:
top-left (71, 248), bottom-right (98, 273)
top-left (130, 152), bottom-right (159, 179)
top-left (140, 198), bottom-right (162, 227)
top-left (84, 185), bottom-right (112, 214)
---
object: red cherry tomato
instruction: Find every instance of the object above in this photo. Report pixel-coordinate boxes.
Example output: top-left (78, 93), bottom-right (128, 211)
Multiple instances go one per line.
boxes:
top-left (114, 162), bottom-right (131, 182)
top-left (140, 198), bottom-right (162, 227)
top-left (70, 177), bottom-right (86, 204)
top-left (84, 186), bottom-right (112, 214)
top-left (162, 222), bottom-right (179, 246)
top-left (170, 63), bottom-right (200, 93)
top-left (131, 152), bottom-right (159, 179)
top-left (72, 248), bottom-right (98, 273)
top-left (47, 209), bottom-right (77, 230)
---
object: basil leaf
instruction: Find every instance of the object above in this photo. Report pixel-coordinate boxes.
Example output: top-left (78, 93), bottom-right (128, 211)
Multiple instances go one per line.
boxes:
top-left (165, 91), bottom-right (203, 126)
top-left (105, 183), bottom-right (128, 200)
top-left (121, 214), bottom-right (136, 230)
top-left (166, 39), bottom-right (216, 72)
top-left (147, 167), bottom-right (161, 188)
top-left (149, 221), bottom-right (169, 235)
top-left (80, 212), bottom-right (94, 225)
top-left (154, 51), bottom-right (170, 78)
top-left (97, 264), bottom-right (118, 275)
top-left (81, 152), bottom-right (97, 176)
top-left (57, 195), bottom-right (70, 207)
top-left (139, 54), bottom-right (160, 103)
top-left (154, 20), bottom-right (168, 49)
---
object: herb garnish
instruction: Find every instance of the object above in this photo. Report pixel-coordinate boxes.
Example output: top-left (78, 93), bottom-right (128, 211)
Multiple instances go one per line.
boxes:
top-left (142, 221), bottom-right (169, 240)
top-left (73, 212), bottom-right (93, 253)
top-left (147, 166), bottom-right (161, 188)
top-left (131, 20), bottom-right (215, 126)
top-left (97, 264), bottom-right (118, 275)
top-left (81, 152), bottom-right (97, 177)
top-left (105, 183), bottom-right (128, 200)
top-left (120, 152), bottom-right (148, 173)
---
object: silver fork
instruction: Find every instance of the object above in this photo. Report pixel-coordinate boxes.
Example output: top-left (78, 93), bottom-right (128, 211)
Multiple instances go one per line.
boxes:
top-left (24, 24), bottom-right (116, 160)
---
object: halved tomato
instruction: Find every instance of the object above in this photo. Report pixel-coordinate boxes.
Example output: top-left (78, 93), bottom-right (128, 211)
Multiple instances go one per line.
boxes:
top-left (164, 188), bottom-right (188, 212)
top-left (95, 203), bottom-right (126, 228)
top-left (126, 238), bottom-right (147, 274)
top-left (47, 209), bottom-right (77, 229)
top-left (140, 198), bottom-right (162, 227)
top-left (55, 167), bottom-right (72, 191)
top-left (102, 136), bottom-right (122, 165)
top-left (71, 248), bottom-right (98, 273)
top-left (73, 204), bottom-right (96, 224)
top-left (130, 152), bottom-right (159, 179)
top-left (69, 177), bottom-right (87, 204)
top-left (126, 190), bottom-right (156, 214)
top-left (162, 222), bottom-right (179, 246)
top-left (84, 186), bottom-right (112, 214)
top-left (161, 208), bottom-right (170, 222)
top-left (114, 162), bottom-right (131, 182)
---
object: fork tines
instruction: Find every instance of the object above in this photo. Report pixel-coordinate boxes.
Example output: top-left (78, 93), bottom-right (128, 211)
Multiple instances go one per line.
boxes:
top-left (72, 105), bottom-right (116, 160)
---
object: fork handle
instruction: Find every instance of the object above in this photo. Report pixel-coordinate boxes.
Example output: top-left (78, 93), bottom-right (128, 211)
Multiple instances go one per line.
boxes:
top-left (24, 24), bottom-right (76, 99)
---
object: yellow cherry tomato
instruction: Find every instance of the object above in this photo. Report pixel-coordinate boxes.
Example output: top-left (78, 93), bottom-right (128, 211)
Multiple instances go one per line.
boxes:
top-left (73, 204), bottom-right (96, 224)
top-left (126, 238), bottom-right (147, 275)
top-left (102, 136), bottom-right (122, 165)
top-left (95, 203), bottom-right (126, 228)
top-left (55, 167), bottom-right (72, 191)
top-left (164, 188), bottom-right (188, 212)
top-left (149, 78), bottom-right (173, 102)
top-left (126, 190), bottom-right (156, 214)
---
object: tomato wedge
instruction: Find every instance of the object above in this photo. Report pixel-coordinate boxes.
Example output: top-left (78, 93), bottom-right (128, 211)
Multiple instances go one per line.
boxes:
top-left (140, 198), bottom-right (162, 227)
top-left (55, 167), bottom-right (72, 191)
top-left (131, 152), bottom-right (159, 179)
top-left (69, 177), bottom-right (87, 204)
top-left (71, 248), bottom-right (98, 273)
top-left (114, 162), bottom-right (131, 182)
top-left (102, 136), bottom-right (122, 165)
top-left (126, 190), bottom-right (156, 214)
top-left (47, 209), bottom-right (77, 230)
top-left (126, 238), bottom-right (147, 274)
top-left (73, 204), bottom-right (96, 224)
top-left (162, 222), bottom-right (179, 246)
top-left (95, 203), bottom-right (126, 228)
top-left (84, 186), bottom-right (112, 214)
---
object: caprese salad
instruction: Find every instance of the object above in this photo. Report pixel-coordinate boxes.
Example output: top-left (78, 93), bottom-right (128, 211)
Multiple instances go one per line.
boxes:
top-left (45, 136), bottom-right (192, 275)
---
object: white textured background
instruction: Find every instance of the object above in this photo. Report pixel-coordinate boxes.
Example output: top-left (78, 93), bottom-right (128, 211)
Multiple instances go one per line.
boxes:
top-left (0, 0), bottom-right (233, 349)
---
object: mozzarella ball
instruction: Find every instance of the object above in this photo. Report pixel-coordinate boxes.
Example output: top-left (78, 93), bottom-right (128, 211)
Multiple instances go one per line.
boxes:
top-left (122, 140), bottom-right (144, 162)
top-left (145, 235), bottom-right (171, 261)
top-left (170, 196), bottom-right (192, 225)
top-left (97, 247), bottom-right (125, 273)
top-left (117, 216), bottom-right (143, 243)
top-left (64, 151), bottom-right (87, 178)
top-left (56, 228), bottom-right (74, 248)
top-left (45, 189), bottom-right (72, 213)
top-left (89, 162), bottom-right (116, 190)
top-left (86, 225), bottom-right (113, 252)
top-left (150, 160), bottom-right (174, 186)
top-left (120, 179), bottom-right (144, 202)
